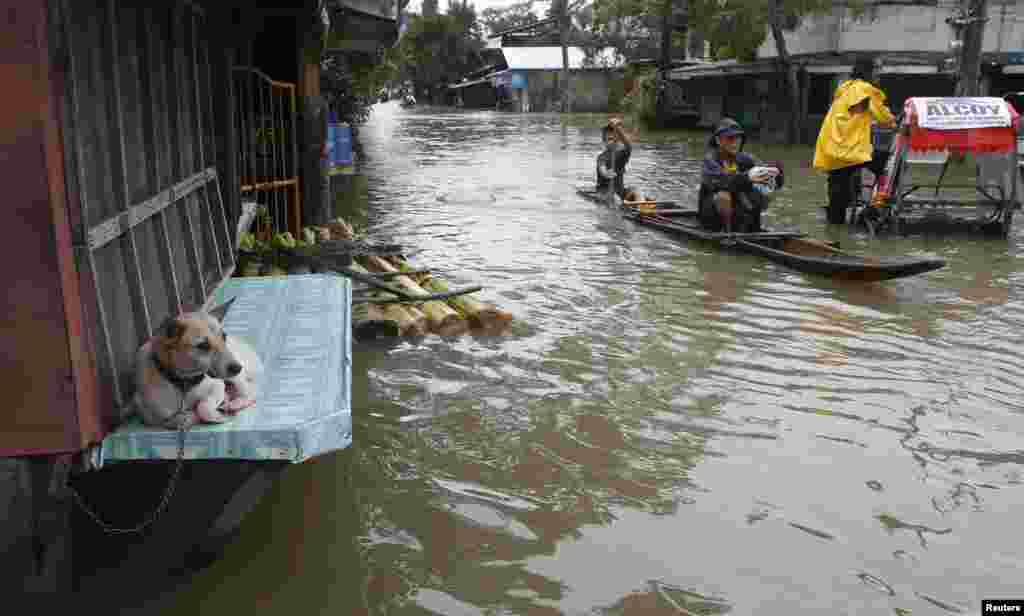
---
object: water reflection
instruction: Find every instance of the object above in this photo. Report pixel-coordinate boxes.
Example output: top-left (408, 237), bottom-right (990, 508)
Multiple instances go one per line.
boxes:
top-left (149, 103), bottom-right (1024, 615)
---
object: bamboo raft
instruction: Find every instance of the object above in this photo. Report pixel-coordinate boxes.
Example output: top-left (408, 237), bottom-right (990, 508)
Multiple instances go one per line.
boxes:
top-left (236, 215), bottom-right (514, 340)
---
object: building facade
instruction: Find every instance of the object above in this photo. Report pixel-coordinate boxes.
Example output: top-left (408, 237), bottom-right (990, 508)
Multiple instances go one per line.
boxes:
top-left (669, 0), bottom-right (1024, 143)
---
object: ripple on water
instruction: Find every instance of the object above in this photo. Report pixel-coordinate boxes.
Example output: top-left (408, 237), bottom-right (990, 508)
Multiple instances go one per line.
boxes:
top-left (176, 104), bottom-right (1024, 616)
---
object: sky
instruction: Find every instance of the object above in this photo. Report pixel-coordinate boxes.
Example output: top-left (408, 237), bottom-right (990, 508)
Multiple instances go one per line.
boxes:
top-left (405, 0), bottom-right (551, 17)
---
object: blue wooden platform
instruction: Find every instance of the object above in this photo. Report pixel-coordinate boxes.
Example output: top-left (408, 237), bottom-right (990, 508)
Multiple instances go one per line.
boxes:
top-left (91, 274), bottom-right (352, 467)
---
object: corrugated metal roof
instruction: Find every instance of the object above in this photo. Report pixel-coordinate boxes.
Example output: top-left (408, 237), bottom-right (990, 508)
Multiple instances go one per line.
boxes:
top-left (501, 47), bottom-right (624, 70)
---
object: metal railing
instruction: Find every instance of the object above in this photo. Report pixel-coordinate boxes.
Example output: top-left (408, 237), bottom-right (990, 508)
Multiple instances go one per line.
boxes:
top-left (58, 0), bottom-right (234, 409)
top-left (233, 67), bottom-right (301, 238)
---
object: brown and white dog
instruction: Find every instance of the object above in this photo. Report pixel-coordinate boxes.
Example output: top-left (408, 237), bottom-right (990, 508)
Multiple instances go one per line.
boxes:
top-left (128, 298), bottom-right (262, 429)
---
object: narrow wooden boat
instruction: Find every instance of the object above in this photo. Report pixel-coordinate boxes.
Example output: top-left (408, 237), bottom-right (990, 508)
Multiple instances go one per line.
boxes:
top-left (576, 189), bottom-right (946, 282)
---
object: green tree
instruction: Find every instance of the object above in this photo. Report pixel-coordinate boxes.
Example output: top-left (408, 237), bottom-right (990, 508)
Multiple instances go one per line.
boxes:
top-left (322, 52), bottom-right (397, 125)
top-left (394, 2), bottom-right (485, 103)
top-left (479, 0), bottom-right (539, 35)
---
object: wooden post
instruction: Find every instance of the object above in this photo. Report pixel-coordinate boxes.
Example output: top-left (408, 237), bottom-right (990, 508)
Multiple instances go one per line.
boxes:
top-left (298, 20), bottom-right (328, 227)
top-left (768, 0), bottom-right (801, 145)
top-left (958, 0), bottom-right (988, 97)
top-left (557, 0), bottom-right (571, 113)
top-left (798, 66), bottom-right (810, 144)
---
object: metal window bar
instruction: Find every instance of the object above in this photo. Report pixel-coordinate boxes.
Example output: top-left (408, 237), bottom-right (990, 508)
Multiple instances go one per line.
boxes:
top-left (60, 0), bottom-right (122, 406)
top-left (102, 0), bottom-right (152, 341)
top-left (189, 9), bottom-right (223, 278)
top-left (198, 14), bottom-right (234, 265)
top-left (136, 4), bottom-right (182, 316)
top-left (61, 0), bottom-right (234, 410)
top-left (168, 2), bottom-right (206, 306)
top-left (233, 66), bottom-right (301, 238)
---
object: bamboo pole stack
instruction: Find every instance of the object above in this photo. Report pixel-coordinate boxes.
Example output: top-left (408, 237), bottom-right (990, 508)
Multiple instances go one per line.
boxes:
top-left (238, 215), bottom-right (514, 339)
top-left (349, 262), bottom-right (427, 339)
top-left (385, 256), bottom-right (514, 335)
top-left (362, 256), bottom-right (470, 337)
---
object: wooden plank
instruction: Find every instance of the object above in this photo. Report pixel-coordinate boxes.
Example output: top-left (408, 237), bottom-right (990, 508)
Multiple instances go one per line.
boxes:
top-left (86, 167), bottom-right (216, 251)
top-left (211, 31), bottom-right (239, 265)
top-left (45, 0), bottom-right (106, 448)
top-left (241, 178), bottom-right (299, 192)
top-left (190, 10), bottom-right (223, 278)
top-left (135, 5), bottom-right (182, 316)
top-left (276, 84), bottom-right (289, 233)
top-left (235, 69), bottom-right (249, 187)
top-left (60, 0), bottom-right (121, 407)
top-left (167, 2), bottom-right (206, 306)
top-left (103, 0), bottom-right (152, 339)
top-left (289, 83), bottom-right (300, 230)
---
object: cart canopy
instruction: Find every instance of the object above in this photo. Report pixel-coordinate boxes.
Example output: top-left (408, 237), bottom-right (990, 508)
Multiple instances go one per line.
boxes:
top-left (904, 97), bottom-right (1020, 153)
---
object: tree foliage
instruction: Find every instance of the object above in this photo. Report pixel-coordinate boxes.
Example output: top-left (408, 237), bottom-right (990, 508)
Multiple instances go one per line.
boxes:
top-left (479, 0), bottom-right (539, 36)
top-left (392, 1), bottom-right (485, 99)
top-left (322, 52), bottom-right (396, 125)
top-left (590, 0), bottom-right (860, 62)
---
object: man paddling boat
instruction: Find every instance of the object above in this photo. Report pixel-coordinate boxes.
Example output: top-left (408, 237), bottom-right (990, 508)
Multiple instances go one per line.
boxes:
top-left (596, 118), bottom-right (632, 198)
top-left (698, 118), bottom-right (782, 233)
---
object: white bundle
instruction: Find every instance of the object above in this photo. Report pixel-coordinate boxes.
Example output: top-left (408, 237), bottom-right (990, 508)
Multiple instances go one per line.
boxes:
top-left (749, 166), bottom-right (781, 196)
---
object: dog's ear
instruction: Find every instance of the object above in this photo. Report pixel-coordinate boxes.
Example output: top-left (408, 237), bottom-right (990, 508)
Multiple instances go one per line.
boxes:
top-left (158, 315), bottom-right (184, 340)
top-left (207, 296), bottom-right (237, 323)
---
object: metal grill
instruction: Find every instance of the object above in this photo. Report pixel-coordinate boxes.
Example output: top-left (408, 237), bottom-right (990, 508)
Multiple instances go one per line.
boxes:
top-left (57, 0), bottom-right (234, 409)
top-left (233, 67), bottom-right (301, 238)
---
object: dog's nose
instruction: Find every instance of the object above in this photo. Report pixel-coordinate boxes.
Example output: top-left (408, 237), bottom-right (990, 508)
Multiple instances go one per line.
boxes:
top-left (227, 362), bottom-right (242, 377)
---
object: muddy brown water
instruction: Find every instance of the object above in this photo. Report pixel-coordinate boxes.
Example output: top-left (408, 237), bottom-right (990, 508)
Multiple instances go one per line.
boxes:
top-left (151, 103), bottom-right (1024, 615)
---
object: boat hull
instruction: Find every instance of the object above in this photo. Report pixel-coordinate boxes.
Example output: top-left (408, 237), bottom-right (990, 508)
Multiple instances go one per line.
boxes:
top-left (577, 190), bottom-right (945, 281)
top-left (630, 209), bottom-right (945, 281)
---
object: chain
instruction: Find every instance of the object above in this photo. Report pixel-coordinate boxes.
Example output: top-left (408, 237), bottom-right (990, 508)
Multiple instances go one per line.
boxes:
top-left (69, 394), bottom-right (195, 534)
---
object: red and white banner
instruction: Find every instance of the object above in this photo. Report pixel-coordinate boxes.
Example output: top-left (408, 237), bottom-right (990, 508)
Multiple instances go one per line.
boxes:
top-left (910, 97), bottom-right (1014, 130)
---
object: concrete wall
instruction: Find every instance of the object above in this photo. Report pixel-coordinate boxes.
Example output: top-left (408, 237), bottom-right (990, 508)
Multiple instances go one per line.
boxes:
top-left (757, 1), bottom-right (1024, 58)
top-left (520, 70), bottom-right (621, 112)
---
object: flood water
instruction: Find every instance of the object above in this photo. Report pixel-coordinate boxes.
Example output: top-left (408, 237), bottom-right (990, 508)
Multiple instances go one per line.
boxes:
top-left (155, 103), bottom-right (1024, 614)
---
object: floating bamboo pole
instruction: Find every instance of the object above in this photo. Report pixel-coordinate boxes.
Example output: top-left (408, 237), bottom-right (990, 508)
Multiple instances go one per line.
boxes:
top-left (420, 275), bottom-right (513, 334)
top-left (382, 256), bottom-right (513, 334)
top-left (351, 301), bottom-right (401, 340)
top-left (362, 255), bottom-right (469, 336)
top-left (349, 262), bottom-right (427, 336)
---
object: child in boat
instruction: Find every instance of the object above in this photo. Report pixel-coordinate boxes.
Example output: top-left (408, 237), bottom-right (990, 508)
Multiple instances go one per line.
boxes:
top-left (699, 118), bottom-right (783, 233)
top-left (596, 118), bottom-right (633, 198)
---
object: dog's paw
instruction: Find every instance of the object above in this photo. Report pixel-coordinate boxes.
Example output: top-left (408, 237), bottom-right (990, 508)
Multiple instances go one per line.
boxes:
top-left (221, 397), bottom-right (256, 415)
top-left (195, 401), bottom-right (230, 423)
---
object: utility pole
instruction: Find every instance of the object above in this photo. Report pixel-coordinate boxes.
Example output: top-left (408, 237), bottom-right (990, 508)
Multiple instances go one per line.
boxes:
top-left (954, 0), bottom-right (989, 96)
top-left (656, 1), bottom-right (687, 126)
top-left (768, 0), bottom-right (800, 144)
top-left (659, 0), bottom-right (673, 72)
top-left (558, 0), bottom-right (571, 112)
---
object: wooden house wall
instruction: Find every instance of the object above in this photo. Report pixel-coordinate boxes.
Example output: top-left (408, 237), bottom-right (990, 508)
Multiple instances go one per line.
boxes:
top-left (57, 0), bottom-right (235, 427)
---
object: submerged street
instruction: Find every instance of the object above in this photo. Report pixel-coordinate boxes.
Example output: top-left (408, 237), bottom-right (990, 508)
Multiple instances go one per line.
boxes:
top-left (155, 103), bottom-right (1024, 615)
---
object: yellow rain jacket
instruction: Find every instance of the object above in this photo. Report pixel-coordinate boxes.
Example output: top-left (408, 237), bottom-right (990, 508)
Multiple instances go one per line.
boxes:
top-left (813, 79), bottom-right (896, 172)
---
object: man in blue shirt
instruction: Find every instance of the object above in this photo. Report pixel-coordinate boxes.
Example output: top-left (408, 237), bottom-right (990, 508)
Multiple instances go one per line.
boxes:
top-left (698, 118), bottom-right (782, 232)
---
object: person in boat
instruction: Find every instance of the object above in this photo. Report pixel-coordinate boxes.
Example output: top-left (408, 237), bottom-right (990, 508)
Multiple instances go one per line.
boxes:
top-left (699, 118), bottom-right (782, 233)
top-left (596, 118), bottom-right (633, 198)
top-left (813, 56), bottom-right (897, 224)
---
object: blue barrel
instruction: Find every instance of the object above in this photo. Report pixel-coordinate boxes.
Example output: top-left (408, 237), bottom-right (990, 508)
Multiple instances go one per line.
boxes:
top-left (328, 122), bottom-right (353, 166)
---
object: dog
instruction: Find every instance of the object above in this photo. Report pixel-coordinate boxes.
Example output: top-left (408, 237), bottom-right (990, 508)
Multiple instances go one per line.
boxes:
top-left (128, 297), bottom-right (262, 429)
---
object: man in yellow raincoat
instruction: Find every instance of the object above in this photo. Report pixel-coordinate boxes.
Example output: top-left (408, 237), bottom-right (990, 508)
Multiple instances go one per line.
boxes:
top-left (813, 57), bottom-right (897, 224)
